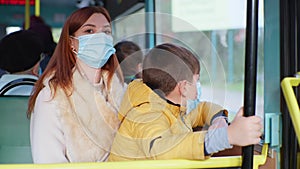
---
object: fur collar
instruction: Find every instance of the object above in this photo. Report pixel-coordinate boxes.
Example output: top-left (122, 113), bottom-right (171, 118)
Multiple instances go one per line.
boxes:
top-left (54, 69), bottom-right (124, 162)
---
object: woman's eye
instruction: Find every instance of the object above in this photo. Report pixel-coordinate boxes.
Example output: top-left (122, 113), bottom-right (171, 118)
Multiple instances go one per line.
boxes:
top-left (103, 30), bottom-right (112, 35)
top-left (85, 29), bottom-right (94, 34)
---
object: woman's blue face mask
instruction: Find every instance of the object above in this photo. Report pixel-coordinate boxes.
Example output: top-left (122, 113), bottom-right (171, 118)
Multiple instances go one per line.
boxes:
top-left (71, 32), bottom-right (116, 68)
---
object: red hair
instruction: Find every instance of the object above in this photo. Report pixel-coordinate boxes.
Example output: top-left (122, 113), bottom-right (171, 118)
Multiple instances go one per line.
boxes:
top-left (27, 6), bottom-right (123, 117)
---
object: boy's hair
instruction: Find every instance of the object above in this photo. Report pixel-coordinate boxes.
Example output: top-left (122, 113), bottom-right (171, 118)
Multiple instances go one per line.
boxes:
top-left (142, 43), bottom-right (200, 95)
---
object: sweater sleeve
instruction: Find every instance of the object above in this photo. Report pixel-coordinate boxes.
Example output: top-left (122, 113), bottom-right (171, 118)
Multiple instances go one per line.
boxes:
top-left (30, 87), bottom-right (68, 163)
top-left (187, 101), bottom-right (228, 128)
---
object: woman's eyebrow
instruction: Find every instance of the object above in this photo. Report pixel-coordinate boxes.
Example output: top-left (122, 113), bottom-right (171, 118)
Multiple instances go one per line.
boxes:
top-left (103, 24), bottom-right (111, 28)
top-left (81, 23), bottom-right (96, 28)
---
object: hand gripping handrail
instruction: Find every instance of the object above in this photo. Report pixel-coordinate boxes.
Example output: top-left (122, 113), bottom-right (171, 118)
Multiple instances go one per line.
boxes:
top-left (0, 144), bottom-right (268, 169)
top-left (281, 76), bottom-right (300, 145)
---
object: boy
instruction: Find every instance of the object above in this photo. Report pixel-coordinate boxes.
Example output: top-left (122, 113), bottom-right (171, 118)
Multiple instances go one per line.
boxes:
top-left (108, 43), bottom-right (262, 161)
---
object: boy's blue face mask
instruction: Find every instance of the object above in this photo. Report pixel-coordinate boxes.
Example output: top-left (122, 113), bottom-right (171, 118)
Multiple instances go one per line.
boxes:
top-left (72, 32), bottom-right (116, 68)
top-left (186, 82), bottom-right (202, 114)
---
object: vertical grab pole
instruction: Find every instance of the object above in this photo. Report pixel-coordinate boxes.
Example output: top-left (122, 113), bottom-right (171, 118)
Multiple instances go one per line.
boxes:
top-left (24, 0), bottom-right (30, 29)
top-left (242, 0), bottom-right (259, 168)
top-left (145, 0), bottom-right (156, 49)
top-left (35, 0), bottom-right (40, 16)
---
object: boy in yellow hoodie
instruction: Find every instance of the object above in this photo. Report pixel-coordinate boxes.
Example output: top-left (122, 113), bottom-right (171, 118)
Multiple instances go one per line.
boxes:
top-left (109, 43), bottom-right (262, 161)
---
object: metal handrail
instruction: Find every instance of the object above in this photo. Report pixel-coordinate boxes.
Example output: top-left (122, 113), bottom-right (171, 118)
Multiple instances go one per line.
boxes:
top-left (281, 77), bottom-right (300, 145)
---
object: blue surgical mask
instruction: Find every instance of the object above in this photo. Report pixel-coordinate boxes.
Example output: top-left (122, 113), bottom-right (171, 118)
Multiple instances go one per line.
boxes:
top-left (186, 82), bottom-right (202, 114)
top-left (73, 32), bottom-right (116, 68)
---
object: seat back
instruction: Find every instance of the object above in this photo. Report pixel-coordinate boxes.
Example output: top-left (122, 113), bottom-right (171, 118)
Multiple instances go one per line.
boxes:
top-left (0, 78), bottom-right (36, 96)
top-left (0, 96), bottom-right (32, 163)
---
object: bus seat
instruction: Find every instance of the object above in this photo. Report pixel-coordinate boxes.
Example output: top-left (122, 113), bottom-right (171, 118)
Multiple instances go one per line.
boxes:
top-left (0, 96), bottom-right (32, 163)
top-left (0, 77), bottom-right (36, 96)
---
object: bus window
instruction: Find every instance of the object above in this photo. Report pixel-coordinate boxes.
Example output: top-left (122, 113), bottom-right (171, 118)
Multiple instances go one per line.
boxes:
top-left (112, 8), bottom-right (146, 50)
top-left (155, 0), bottom-right (264, 124)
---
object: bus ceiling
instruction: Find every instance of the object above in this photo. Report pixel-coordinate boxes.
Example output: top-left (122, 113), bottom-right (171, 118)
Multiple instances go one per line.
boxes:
top-left (0, 0), bottom-right (145, 29)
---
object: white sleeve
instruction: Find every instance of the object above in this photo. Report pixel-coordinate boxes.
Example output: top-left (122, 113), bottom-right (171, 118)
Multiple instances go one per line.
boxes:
top-left (30, 87), bottom-right (68, 163)
top-left (110, 75), bottom-right (128, 109)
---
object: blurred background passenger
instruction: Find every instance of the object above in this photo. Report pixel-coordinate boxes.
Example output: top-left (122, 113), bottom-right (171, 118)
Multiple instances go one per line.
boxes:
top-left (0, 68), bottom-right (6, 78)
top-left (25, 15), bottom-right (57, 72)
top-left (0, 30), bottom-right (44, 96)
top-left (114, 41), bottom-right (143, 83)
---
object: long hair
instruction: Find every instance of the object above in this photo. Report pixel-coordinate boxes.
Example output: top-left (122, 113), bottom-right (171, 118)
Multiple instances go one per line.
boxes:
top-left (27, 6), bottom-right (123, 117)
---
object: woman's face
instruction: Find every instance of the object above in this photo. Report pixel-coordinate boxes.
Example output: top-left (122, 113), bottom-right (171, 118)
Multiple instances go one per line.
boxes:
top-left (70, 13), bottom-right (112, 51)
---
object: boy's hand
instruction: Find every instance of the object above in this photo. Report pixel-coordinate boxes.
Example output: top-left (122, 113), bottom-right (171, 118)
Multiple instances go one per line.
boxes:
top-left (227, 107), bottom-right (262, 146)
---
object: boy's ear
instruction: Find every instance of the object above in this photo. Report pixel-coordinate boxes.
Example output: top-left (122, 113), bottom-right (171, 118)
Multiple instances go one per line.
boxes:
top-left (178, 80), bottom-right (188, 97)
top-left (136, 63), bottom-right (142, 72)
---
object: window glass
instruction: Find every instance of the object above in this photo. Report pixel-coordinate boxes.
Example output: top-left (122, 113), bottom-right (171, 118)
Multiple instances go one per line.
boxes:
top-left (155, 0), bottom-right (264, 121)
top-left (112, 8), bottom-right (146, 49)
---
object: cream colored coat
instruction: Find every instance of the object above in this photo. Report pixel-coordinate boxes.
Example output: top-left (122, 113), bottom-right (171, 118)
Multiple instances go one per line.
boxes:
top-left (30, 69), bottom-right (126, 163)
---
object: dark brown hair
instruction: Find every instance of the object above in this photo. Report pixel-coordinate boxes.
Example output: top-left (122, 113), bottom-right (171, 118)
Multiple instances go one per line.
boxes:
top-left (142, 43), bottom-right (200, 95)
top-left (114, 41), bottom-right (143, 82)
top-left (27, 6), bottom-right (123, 117)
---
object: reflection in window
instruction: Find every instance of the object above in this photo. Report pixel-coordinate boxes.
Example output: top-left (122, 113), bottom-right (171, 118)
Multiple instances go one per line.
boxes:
top-left (155, 0), bottom-right (264, 121)
top-left (112, 8), bottom-right (146, 50)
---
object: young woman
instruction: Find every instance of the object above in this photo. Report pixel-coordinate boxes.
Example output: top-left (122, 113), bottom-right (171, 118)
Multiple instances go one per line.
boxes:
top-left (27, 6), bottom-right (126, 163)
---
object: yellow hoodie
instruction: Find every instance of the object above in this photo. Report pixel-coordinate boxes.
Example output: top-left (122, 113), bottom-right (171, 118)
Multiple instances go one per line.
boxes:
top-left (108, 79), bottom-right (226, 161)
